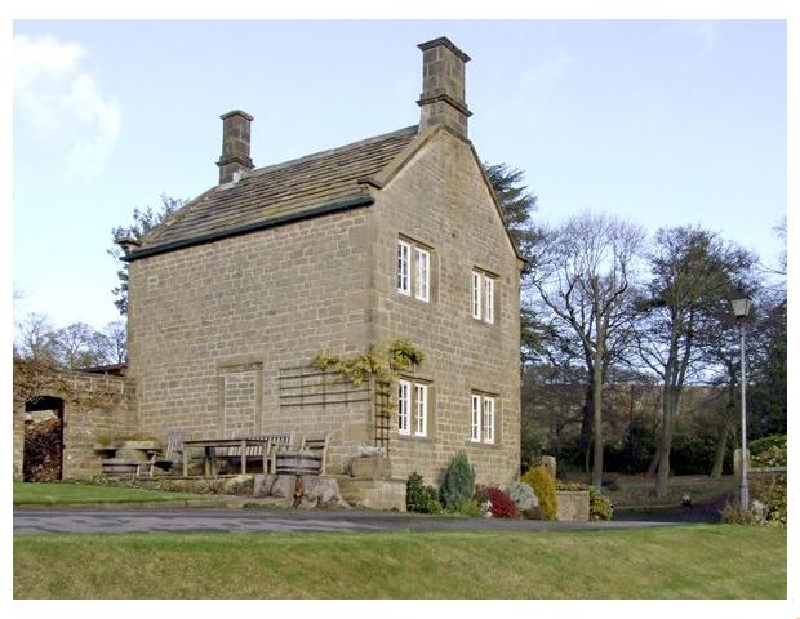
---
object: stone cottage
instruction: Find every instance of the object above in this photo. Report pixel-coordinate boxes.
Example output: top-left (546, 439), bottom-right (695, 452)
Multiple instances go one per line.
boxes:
top-left (119, 36), bottom-right (523, 486)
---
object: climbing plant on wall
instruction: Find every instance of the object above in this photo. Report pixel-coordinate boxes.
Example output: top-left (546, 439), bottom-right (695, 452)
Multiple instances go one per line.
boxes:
top-left (311, 339), bottom-right (424, 387)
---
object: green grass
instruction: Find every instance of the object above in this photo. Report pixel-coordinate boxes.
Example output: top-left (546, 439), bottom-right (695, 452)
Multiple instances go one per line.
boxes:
top-left (14, 526), bottom-right (786, 599)
top-left (13, 481), bottom-right (203, 505)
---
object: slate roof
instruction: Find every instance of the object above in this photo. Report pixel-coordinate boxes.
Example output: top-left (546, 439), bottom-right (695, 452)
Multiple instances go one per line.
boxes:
top-left (134, 125), bottom-right (419, 257)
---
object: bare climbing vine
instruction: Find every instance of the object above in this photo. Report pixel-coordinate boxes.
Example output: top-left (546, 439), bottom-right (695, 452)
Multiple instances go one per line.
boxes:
top-left (310, 338), bottom-right (425, 387)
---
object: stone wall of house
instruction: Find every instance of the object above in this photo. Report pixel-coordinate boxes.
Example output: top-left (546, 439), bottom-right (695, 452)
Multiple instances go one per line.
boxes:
top-left (126, 209), bottom-right (375, 474)
top-left (370, 127), bottom-right (522, 486)
top-left (125, 128), bottom-right (521, 487)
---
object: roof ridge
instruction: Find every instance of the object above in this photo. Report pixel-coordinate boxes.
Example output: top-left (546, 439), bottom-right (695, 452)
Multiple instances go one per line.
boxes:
top-left (247, 125), bottom-right (418, 178)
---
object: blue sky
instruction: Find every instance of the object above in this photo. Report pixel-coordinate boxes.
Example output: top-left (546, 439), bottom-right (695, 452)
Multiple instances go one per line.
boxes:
top-left (11, 19), bottom-right (787, 332)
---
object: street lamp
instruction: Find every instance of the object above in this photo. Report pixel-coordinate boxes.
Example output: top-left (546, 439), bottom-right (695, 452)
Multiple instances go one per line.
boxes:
top-left (731, 293), bottom-right (751, 513)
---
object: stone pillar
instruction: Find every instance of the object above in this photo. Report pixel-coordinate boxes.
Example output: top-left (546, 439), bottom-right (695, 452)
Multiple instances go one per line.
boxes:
top-left (13, 403), bottom-right (25, 480)
top-left (417, 37), bottom-right (472, 138)
top-left (540, 455), bottom-right (556, 480)
top-left (216, 110), bottom-right (254, 184)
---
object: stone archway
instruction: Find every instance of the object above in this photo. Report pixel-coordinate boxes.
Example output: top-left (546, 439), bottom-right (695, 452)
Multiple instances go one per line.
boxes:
top-left (24, 395), bottom-right (65, 481)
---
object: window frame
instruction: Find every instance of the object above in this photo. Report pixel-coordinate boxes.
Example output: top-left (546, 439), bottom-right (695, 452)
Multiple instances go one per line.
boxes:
top-left (483, 396), bottom-right (495, 444)
top-left (472, 271), bottom-right (482, 320)
top-left (397, 240), bottom-right (410, 296)
top-left (470, 394), bottom-right (482, 442)
top-left (484, 275), bottom-right (495, 324)
top-left (414, 383), bottom-right (428, 437)
top-left (415, 248), bottom-right (430, 302)
top-left (398, 379), bottom-right (411, 435)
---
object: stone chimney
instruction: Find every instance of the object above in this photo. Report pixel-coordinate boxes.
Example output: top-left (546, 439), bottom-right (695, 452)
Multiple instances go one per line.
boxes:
top-left (216, 110), bottom-right (254, 184)
top-left (417, 37), bottom-right (472, 138)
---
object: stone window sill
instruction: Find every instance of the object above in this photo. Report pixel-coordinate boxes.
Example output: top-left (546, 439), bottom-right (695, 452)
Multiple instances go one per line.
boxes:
top-left (396, 434), bottom-right (433, 443)
top-left (465, 440), bottom-right (500, 449)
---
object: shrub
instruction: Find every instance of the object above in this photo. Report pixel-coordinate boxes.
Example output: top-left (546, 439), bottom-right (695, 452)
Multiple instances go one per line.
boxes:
top-left (406, 472), bottom-right (441, 514)
top-left (669, 433), bottom-right (724, 476)
top-left (506, 481), bottom-right (538, 511)
top-left (473, 484), bottom-right (491, 503)
top-left (439, 452), bottom-right (476, 510)
top-left (521, 465), bottom-right (557, 520)
top-left (588, 487), bottom-right (613, 521)
top-left (447, 498), bottom-right (484, 517)
top-left (228, 477), bottom-right (255, 496)
top-left (751, 444), bottom-right (787, 468)
top-left (388, 338), bottom-right (425, 368)
top-left (752, 474), bottom-right (787, 526)
top-left (520, 419), bottom-right (547, 473)
top-left (422, 488), bottom-right (442, 514)
top-left (720, 499), bottom-right (761, 525)
top-left (489, 487), bottom-right (518, 518)
top-left (475, 485), bottom-right (517, 518)
top-left (719, 475), bottom-right (786, 527)
top-left (749, 434), bottom-right (786, 456)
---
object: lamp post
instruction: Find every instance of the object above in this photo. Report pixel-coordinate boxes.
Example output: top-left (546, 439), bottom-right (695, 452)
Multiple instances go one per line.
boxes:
top-left (731, 294), bottom-right (751, 513)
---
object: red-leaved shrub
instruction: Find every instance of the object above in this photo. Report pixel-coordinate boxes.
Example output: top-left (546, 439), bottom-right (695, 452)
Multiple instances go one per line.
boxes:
top-left (475, 484), bottom-right (517, 518)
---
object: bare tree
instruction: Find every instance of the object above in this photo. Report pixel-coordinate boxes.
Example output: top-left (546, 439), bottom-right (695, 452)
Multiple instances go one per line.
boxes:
top-left (635, 226), bottom-right (755, 496)
top-left (103, 320), bottom-right (127, 365)
top-left (767, 215), bottom-right (786, 278)
top-left (530, 212), bottom-right (645, 487)
top-left (52, 322), bottom-right (114, 370)
top-left (14, 313), bottom-right (59, 362)
top-left (15, 313), bottom-right (117, 370)
top-left (14, 313), bottom-right (66, 407)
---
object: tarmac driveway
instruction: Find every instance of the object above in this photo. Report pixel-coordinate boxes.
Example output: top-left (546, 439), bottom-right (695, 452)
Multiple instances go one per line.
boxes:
top-left (13, 508), bottom-right (691, 535)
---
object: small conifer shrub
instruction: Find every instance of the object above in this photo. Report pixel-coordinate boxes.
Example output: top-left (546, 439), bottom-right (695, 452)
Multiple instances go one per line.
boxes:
top-left (439, 452), bottom-right (476, 510)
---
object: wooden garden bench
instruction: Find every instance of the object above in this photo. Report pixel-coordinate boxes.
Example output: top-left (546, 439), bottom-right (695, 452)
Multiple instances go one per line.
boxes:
top-left (141, 432), bottom-right (186, 477)
top-left (218, 433), bottom-right (294, 474)
top-left (299, 432), bottom-right (329, 475)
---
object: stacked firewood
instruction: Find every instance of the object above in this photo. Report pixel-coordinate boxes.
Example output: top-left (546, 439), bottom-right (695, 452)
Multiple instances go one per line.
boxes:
top-left (23, 418), bottom-right (62, 482)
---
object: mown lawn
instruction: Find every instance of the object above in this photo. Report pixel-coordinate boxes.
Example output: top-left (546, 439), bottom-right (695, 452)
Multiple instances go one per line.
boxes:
top-left (14, 525), bottom-right (786, 599)
top-left (13, 481), bottom-right (203, 505)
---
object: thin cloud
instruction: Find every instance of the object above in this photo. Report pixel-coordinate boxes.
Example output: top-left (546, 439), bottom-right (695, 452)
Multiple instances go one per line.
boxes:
top-left (518, 51), bottom-right (573, 89)
top-left (14, 34), bottom-right (121, 180)
top-left (676, 20), bottom-right (720, 52)
top-left (505, 50), bottom-right (573, 127)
